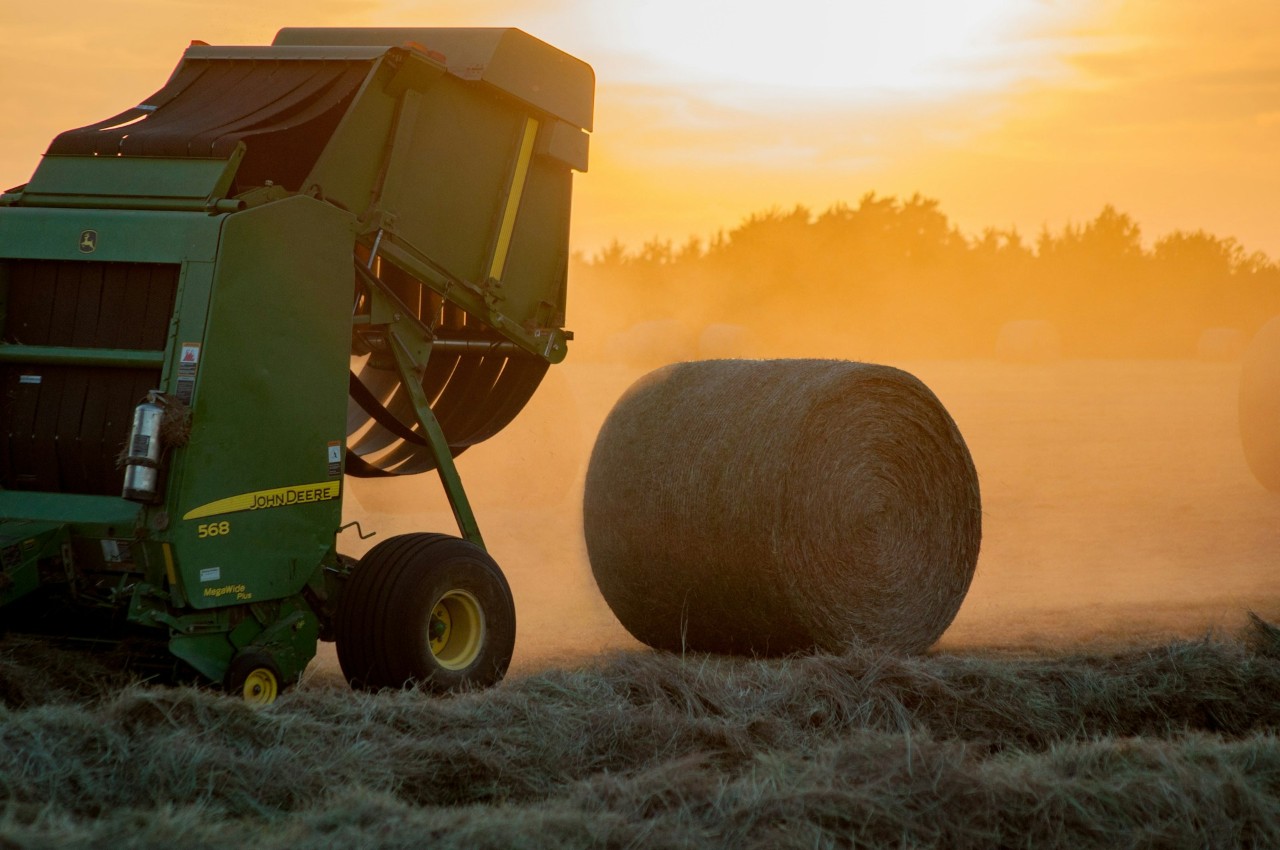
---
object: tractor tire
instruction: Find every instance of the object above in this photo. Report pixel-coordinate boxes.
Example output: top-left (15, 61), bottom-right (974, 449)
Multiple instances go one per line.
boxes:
top-left (225, 651), bottom-right (283, 705)
top-left (335, 533), bottom-right (516, 692)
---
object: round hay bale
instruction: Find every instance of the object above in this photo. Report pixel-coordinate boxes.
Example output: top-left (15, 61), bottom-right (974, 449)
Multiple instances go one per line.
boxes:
top-left (995, 320), bottom-right (1061, 363)
top-left (1239, 317), bottom-right (1280, 491)
top-left (1197, 327), bottom-right (1246, 362)
top-left (604, 319), bottom-right (697, 368)
top-left (697, 323), bottom-right (751, 359)
top-left (583, 359), bottom-right (981, 656)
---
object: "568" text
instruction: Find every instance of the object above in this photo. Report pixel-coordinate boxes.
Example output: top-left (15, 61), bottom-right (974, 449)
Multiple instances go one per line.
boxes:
top-left (197, 521), bottom-right (231, 538)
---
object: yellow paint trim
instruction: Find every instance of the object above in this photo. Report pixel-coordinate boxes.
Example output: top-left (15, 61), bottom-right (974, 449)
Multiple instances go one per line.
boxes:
top-left (182, 480), bottom-right (340, 521)
top-left (488, 116), bottom-right (539, 282)
top-left (162, 543), bottom-right (177, 586)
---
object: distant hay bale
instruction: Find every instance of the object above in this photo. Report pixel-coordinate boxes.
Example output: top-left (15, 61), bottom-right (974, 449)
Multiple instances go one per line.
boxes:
top-left (1239, 317), bottom-right (1280, 491)
top-left (697, 323), bottom-right (751, 359)
top-left (996, 320), bottom-right (1061, 363)
top-left (1196, 327), bottom-right (1246, 362)
top-left (583, 359), bottom-right (982, 656)
top-left (604, 319), bottom-right (697, 368)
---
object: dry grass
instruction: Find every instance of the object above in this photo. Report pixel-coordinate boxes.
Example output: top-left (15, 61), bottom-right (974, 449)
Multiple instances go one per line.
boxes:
top-left (0, 621), bottom-right (1278, 848)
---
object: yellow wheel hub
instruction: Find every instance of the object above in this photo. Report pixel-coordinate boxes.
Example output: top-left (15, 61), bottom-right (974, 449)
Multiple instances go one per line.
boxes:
top-left (241, 668), bottom-right (279, 704)
top-left (429, 590), bottom-right (485, 671)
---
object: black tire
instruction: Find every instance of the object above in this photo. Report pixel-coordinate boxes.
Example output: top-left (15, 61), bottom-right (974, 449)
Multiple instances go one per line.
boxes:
top-left (225, 651), bottom-right (283, 705)
top-left (335, 533), bottom-right (516, 692)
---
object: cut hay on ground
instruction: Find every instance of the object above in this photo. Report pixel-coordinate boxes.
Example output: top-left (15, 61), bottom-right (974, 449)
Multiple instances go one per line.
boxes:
top-left (0, 623), bottom-right (1278, 848)
top-left (583, 359), bottom-right (981, 656)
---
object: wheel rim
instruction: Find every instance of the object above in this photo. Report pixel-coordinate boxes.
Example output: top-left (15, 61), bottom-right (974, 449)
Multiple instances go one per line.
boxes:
top-left (241, 668), bottom-right (279, 704)
top-left (428, 589), bottom-right (485, 671)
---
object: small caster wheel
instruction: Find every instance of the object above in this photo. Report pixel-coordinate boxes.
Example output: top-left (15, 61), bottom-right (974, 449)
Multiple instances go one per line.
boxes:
top-left (225, 652), bottom-right (282, 705)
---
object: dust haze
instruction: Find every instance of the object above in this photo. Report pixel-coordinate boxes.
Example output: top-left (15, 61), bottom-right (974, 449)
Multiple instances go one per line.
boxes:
top-left (335, 199), bottom-right (1280, 677)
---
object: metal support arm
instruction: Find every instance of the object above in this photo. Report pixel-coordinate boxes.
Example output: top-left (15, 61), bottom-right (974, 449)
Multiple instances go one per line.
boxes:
top-left (387, 330), bottom-right (485, 549)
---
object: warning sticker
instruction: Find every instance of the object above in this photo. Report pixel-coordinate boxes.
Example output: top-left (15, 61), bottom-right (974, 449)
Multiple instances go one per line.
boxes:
top-left (178, 343), bottom-right (201, 375)
top-left (101, 540), bottom-right (132, 564)
top-left (327, 441), bottom-right (342, 477)
top-left (199, 567), bottom-right (221, 583)
top-left (19, 375), bottom-right (41, 385)
top-left (176, 342), bottom-right (200, 404)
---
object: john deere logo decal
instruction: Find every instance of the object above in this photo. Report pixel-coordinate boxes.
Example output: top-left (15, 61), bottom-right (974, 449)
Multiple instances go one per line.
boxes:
top-left (78, 230), bottom-right (97, 253)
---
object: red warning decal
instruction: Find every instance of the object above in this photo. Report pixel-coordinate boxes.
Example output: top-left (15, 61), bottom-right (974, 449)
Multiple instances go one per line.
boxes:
top-left (176, 342), bottom-right (201, 404)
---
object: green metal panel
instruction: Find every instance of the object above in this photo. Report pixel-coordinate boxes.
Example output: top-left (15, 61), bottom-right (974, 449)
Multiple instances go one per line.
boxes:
top-left (297, 57), bottom-right (401, 215)
top-left (183, 45), bottom-right (389, 62)
top-left (381, 78), bottom-right (522, 286)
top-left (0, 521), bottom-right (68, 609)
top-left (0, 345), bottom-right (165, 368)
top-left (497, 151), bottom-right (574, 328)
top-left (273, 28), bottom-right (595, 131)
top-left (168, 630), bottom-right (235, 683)
top-left (0, 493), bottom-right (145, 612)
top-left (15, 151), bottom-right (245, 211)
top-left (0, 207), bottom-right (222, 264)
top-left (166, 595), bottom-right (321, 684)
top-left (164, 195), bottom-right (356, 609)
top-left (0, 490), bottom-right (143, 527)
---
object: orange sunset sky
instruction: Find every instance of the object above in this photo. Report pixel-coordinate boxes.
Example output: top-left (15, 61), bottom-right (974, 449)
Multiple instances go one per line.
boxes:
top-left (1, 1), bottom-right (1276, 258)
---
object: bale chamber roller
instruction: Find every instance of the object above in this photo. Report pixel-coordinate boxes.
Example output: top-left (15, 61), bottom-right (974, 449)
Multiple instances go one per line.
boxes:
top-left (0, 28), bottom-right (593, 700)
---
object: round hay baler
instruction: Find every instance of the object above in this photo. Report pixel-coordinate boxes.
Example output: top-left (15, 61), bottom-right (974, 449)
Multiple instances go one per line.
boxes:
top-left (0, 27), bottom-right (594, 701)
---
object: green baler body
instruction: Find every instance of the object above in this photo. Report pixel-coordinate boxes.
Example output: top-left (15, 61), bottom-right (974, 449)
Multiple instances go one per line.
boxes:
top-left (0, 28), bottom-right (592, 686)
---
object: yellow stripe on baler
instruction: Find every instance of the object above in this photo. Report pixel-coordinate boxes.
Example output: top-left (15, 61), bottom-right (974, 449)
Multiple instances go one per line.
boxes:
top-left (162, 543), bottom-right (177, 586)
top-left (182, 480), bottom-right (340, 520)
top-left (488, 116), bottom-right (539, 282)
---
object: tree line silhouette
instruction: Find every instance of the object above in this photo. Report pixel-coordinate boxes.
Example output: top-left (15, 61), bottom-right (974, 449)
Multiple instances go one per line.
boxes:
top-left (573, 194), bottom-right (1280, 359)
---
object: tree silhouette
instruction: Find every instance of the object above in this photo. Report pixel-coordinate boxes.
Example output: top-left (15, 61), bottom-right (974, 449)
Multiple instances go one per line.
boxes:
top-left (574, 196), bottom-right (1280, 359)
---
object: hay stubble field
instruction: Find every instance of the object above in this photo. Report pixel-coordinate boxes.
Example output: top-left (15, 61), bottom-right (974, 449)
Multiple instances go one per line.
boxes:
top-left (3, 355), bottom-right (1278, 847)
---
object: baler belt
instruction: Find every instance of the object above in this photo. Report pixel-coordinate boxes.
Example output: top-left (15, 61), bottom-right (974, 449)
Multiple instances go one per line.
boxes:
top-left (454, 357), bottom-right (547, 444)
top-left (344, 352), bottom-right (547, 477)
top-left (347, 370), bottom-right (428, 447)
